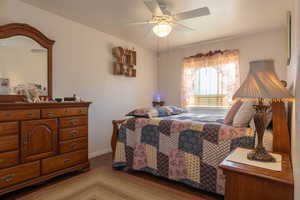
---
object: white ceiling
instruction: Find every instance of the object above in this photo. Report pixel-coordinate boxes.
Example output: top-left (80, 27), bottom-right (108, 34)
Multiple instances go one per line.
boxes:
top-left (22, 0), bottom-right (291, 51)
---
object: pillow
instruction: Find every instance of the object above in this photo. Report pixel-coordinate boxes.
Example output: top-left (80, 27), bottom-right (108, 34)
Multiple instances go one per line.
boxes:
top-left (161, 106), bottom-right (187, 115)
top-left (232, 100), bottom-right (256, 127)
top-left (126, 106), bottom-right (186, 118)
top-left (224, 100), bottom-right (243, 125)
top-left (126, 107), bottom-right (161, 118)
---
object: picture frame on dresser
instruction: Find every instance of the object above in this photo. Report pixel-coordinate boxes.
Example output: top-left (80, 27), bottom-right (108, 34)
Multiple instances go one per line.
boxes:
top-left (0, 23), bottom-right (91, 196)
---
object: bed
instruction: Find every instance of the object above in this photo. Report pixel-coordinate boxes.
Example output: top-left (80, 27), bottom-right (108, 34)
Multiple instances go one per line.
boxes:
top-left (111, 113), bottom-right (255, 195)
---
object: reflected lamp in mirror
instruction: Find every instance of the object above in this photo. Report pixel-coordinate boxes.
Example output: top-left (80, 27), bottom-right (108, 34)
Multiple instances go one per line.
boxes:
top-left (233, 59), bottom-right (294, 162)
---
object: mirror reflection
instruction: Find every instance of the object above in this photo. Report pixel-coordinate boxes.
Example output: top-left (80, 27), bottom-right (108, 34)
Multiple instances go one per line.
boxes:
top-left (0, 36), bottom-right (48, 96)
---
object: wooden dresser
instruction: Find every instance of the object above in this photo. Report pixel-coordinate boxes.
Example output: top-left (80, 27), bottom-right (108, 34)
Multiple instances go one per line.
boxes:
top-left (0, 102), bottom-right (91, 195)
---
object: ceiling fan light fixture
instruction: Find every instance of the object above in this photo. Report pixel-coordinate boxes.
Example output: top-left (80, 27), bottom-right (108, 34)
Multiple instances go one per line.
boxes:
top-left (152, 23), bottom-right (172, 37)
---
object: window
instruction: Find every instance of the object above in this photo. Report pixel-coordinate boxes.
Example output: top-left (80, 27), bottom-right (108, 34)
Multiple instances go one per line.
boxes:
top-left (192, 63), bottom-right (237, 107)
top-left (181, 50), bottom-right (240, 108)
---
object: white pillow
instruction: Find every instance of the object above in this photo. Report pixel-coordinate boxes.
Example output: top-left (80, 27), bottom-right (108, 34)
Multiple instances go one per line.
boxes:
top-left (224, 100), bottom-right (243, 125)
top-left (233, 100), bottom-right (256, 127)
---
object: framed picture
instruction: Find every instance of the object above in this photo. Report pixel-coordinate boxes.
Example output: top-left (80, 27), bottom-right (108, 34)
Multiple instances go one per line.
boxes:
top-left (0, 78), bottom-right (10, 95)
top-left (287, 11), bottom-right (292, 66)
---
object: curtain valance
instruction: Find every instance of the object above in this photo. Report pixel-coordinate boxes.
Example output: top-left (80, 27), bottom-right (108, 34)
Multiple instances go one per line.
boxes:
top-left (183, 49), bottom-right (240, 68)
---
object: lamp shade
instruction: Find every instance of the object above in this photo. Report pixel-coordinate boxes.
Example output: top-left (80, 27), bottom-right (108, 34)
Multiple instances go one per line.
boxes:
top-left (233, 59), bottom-right (294, 101)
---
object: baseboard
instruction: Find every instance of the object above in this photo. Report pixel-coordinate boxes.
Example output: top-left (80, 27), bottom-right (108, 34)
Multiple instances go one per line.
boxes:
top-left (88, 148), bottom-right (111, 159)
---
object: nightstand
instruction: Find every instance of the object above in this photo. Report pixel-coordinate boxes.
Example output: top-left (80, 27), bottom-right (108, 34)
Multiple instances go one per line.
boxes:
top-left (152, 101), bottom-right (165, 107)
top-left (219, 149), bottom-right (294, 200)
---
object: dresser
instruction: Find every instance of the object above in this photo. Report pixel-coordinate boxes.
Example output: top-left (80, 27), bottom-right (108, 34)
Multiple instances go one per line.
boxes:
top-left (0, 102), bottom-right (91, 195)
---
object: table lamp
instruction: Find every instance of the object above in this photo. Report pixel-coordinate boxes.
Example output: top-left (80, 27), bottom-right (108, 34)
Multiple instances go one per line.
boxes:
top-left (233, 59), bottom-right (294, 162)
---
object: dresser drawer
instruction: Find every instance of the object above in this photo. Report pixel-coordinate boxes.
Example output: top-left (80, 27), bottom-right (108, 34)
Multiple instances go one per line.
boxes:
top-left (0, 151), bottom-right (19, 169)
top-left (0, 161), bottom-right (40, 188)
top-left (41, 108), bottom-right (66, 118)
top-left (0, 110), bottom-right (40, 122)
top-left (0, 135), bottom-right (18, 152)
top-left (0, 122), bottom-right (18, 136)
top-left (59, 116), bottom-right (88, 128)
top-left (42, 107), bottom-right (88, 118)
top-left (60, 137), bottom-right (88, 153)
top-left (60, 126), bottom-right (88, 141)
top-left (66, 107), bottom-right (88, 116)
top-left (41, 150), bottom-right (88, 174)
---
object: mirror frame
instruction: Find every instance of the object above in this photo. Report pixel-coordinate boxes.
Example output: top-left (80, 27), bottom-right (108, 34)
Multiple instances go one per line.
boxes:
top-left (0, 23), bottom-right (55, 102)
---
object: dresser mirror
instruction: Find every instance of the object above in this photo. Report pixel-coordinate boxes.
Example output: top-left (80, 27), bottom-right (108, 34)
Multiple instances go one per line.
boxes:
top-left (0, 36), bottom-right (48, 95)
top-left (0, 23), bottom-right (55, 102)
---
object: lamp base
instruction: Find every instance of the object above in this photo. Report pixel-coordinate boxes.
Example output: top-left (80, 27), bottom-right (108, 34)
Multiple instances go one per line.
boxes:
top-left (247, 147), bottom-right (276, 162)
top-left (248, 100), bottom-right (276, 163)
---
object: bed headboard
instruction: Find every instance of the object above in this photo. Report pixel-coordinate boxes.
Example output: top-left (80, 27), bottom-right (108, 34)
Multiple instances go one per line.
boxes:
top-left (272, 102), bottom-right (291, 155)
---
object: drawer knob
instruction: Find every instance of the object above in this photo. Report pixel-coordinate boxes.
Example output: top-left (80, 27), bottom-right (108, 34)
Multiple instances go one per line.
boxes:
top-left (47, 112), bottom-right (54, 116)
top-left (70, 143), bottom-right (78, 148)
top-left (2, 174), bottom-right (15, 182)
top-left (70, 130), bottom-right (79, 136)
top-left (70, 120), bottom-right (79, 125)
top-left (64, 159), bottom-right (71, 163)
top-left (5, 113), bottom-right (11, 118)
top-left (27, 113), bottom-right (33, 117)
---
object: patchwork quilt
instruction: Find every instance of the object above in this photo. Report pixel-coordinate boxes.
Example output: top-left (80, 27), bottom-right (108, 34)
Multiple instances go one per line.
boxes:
top-left (113, 113), bottom-right (255, 195)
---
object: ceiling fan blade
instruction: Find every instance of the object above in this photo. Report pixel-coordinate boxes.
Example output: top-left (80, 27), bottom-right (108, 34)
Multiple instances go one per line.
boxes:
top-left (173, 7), bottom-right (210, 21)
top-left (143, 0), bottom-right (163, 16)
top-left (157, 0), bottom-right (171, 15)
top-left (174, 23), bottom-right (195, 31)
top-left (126, 21), bottom-right (150, 26)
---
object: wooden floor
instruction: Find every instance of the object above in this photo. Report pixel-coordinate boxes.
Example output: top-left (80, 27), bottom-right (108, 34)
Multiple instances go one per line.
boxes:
top-left (2, 153), bottom-right (223, 200)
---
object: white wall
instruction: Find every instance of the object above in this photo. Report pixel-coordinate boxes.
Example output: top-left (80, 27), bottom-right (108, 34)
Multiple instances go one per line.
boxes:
top-left (158, 29), bottom-right (287, 106)
top-left (287, 0), bottom-right (300, 199)
top-left (0, 0), bottom-right (157, 158)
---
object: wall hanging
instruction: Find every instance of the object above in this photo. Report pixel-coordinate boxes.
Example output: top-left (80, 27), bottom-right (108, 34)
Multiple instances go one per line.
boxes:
top-left (112, 47), bottom-right (136, 77)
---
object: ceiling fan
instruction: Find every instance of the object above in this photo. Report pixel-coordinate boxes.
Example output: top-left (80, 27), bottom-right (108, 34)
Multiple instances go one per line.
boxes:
top-left (130, 0), bottom-right (210, 37)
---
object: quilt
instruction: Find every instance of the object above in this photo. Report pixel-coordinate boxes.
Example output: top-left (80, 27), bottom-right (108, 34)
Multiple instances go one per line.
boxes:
top-left (113, 113), bottom-right (255, 195)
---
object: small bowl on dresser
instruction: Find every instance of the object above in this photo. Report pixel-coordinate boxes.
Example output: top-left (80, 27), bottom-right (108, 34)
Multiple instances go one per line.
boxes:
top-left (55, 98), bottom-right (63, 103)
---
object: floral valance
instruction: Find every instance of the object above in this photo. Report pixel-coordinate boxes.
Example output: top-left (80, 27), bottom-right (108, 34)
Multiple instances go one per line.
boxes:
top-left (183, 49), bottom-right (240, 68)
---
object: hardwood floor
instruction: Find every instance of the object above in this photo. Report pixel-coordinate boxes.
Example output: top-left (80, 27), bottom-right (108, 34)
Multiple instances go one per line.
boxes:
top-left (2, 152), bottom-right (223, 200)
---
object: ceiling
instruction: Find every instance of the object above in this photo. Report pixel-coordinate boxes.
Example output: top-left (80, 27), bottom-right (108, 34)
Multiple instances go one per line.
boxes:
top-left (22, 0), bottom-right (291, 51)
